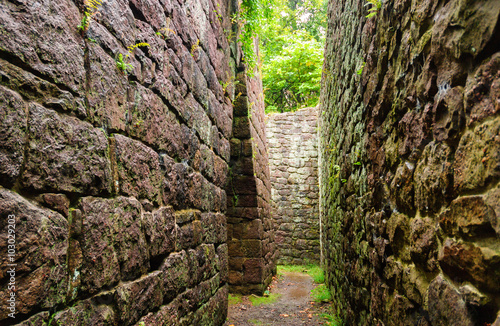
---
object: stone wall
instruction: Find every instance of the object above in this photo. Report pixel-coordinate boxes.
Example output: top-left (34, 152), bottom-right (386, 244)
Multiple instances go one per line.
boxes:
top-left (0, 0), bottom-right (240, 323)
top-left (227, 44), bottom-right (276, 295)
top-left (320, 0), bottom-right (500, 325)
top-left (266, 107), bottom-right (320, 265)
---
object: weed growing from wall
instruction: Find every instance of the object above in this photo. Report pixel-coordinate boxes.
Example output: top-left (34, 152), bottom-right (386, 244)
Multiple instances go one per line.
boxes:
top-left (115, 43), bottom-right (150, 75)
top-left (77, 0), bottom-right (102, 34)
top-left (365, 0), bottom-right (381, 18)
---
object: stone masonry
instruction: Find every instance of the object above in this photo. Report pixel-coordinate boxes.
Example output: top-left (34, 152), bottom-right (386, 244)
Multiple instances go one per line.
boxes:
top-left (320, 0), bottom-right (500, 324)
top-left (266, 107), bottom-right (320, 265)
top-left (226, 41), bottom-right (276, 295)
top-left (0, 0), bottom-right (253, 323)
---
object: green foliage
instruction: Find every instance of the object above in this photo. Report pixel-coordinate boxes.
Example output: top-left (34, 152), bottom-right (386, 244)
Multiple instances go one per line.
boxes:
top-left (365, 0), bottom-right (382, 18)
top-left (115, 53), bottom-right (133, 74)
top-left (228, 293), bottom-right (243, 305)
top-left (116, 43), bottom-right (150, 75)
top-left (319, 307), bottom-right (343, 326)
top-left (248, 293), bottom-right (281, 306)
top-left (77, 0), bottom-right (102, 34)
top-left (263, 31), bottom-right (322, 112)
top-left (311, 284), bottom-right (332, 302)
top-left (257, 0), bottom-right (326, 113)
top-left (239, 0), bottom-right (262, 71)
top-left (356, 62), bottom-right (365, 75)
top-left (277, 264), bottom-right (325, 283)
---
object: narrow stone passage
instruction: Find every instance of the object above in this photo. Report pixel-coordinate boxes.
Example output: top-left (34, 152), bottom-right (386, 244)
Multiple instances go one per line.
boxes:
top-left (225, 271), bottom-right (326, 325)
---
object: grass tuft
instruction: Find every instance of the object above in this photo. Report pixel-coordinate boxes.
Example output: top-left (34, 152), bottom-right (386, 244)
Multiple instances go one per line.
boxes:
top-left (228, 293), bottom-right (242, 305)
top-left (277, 264), bottom-right (325, 283)
top-left (248, 293), bottom-right (281, 306)
top-left (311, 284), bottom-right (332, 303)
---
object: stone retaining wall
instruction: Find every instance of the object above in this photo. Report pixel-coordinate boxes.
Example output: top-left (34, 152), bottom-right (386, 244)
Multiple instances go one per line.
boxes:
top-left (266, 107), bottom-right (320, 265)
top-left (226, 44), bottom-right (276, 294)
top-left (320, 0), bottom-right (500, 324)
top-left (0, 0), bottom-right (240, 323)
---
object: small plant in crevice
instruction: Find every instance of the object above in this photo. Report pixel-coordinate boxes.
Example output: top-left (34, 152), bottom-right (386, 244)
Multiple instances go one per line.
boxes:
top-left (191, 39), bottom-right (200, 57)
top-left (115, 42), bottom-right (150, 74)
top-left (77, 0), bottom-right (103, 34)
top-left (356, 62), bottom-right (365, 75)
top-left (213, 3), bottom-right (223, 23)
top-left (115, 53), bottom-right (133, 74)
top-left (365, 0), bottom-right (382, 19)
top-left (156, 18), bottom-right (176, 40)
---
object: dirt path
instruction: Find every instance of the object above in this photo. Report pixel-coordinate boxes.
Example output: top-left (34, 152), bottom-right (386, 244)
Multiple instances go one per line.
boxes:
top-left (225, 271), bottom-right (328, 326)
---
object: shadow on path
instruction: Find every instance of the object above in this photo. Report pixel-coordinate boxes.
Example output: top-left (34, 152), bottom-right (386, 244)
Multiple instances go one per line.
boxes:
top-left (225, 271), bottom-right (328, 326)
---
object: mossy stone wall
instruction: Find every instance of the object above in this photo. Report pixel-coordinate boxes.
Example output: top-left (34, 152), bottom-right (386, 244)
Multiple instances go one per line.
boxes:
top-left (320, 0), bottom-right (500, 324)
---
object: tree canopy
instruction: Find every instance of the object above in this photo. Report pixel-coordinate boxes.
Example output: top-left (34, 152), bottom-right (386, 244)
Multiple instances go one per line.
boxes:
top-left (241, 0), bottom-right (326, 113)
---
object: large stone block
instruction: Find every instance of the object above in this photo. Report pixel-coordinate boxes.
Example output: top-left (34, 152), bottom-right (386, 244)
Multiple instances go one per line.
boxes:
top-left (438, 238), bottom-right (500, 292)
top-left (465, 53), bottom-right (500, 125)
top-left (0, 58), bottom-right (86, 117)
top-left (22, 104), bottom-right (111, 195)
top-left (0, 188), bottom-right (68, 318)
top-left (129, 85), bottom-right (198, 161)
top-left (161, 251), bottom-right (189, 303)
top-left (85, 42), bottom-right (131, 132)
top-left (143, 206), bottom-right (176, 258)
top-left (414, 141), bottom-right (454, 213)
top-left (51, 299), bottom-right (116, 326)
top-left (0, 0), bottom-right (85, 92)
top-left (0, 86), bottom-right (27, 187)
top-left (79, 196), bottom-right (149, 294)
top-left (427, 275), bottom-right (474, 326)
top-left (113, 134), bottom-right (163, 203)
top-left (439, 196), bottom-right (497, 238)
top-left (454, 118), bottom-right (500, 193)
top-left (115, 271), bottom-right (164, 325)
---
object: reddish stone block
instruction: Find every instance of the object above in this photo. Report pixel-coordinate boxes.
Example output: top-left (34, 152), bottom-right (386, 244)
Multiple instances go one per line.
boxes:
top-left (0, 188), bottom-right (68, 318)
top-left (243, 258), bottom-right (264, 284)
top-left (113, 134), bottom-right (163, 204)
top-left (22, 104), bottom-right (111, 195)
top-left (79, 196), bottom-right (149, 294)
top-left (0, 86), bottom-right (27, 187)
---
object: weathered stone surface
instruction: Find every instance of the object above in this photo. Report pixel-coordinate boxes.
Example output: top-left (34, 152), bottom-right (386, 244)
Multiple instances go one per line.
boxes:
top-left (51, 299), bottom-right (116, 326)
top-left (0, 86), bottom-right (27, 187)
top-left (22, 103), bottom-right (111, 195)
top-left (427, 275), bottom-right (474, 326)
top-left (414, 141), bottom-right (453, 213)
top-left (454, 118), bottom-right (500, 193)
top-left (143, 206), bottom-right (176, 258)
top-left (439, 196), bottom-right (497, 238)
top-left (438, 238), bottom-right (500, 292)
top-left (79, 196), bottom-right (149, 294)
top-left (410, 217), bottom-right (438, 271)
top-left (115, 271), bottom-right (164, 324)
top-left (465, 53), bottom-right (500, 125)
top-left (319, 0), bottom-right (500, 324)
top-left (113, 134), bottom-right (163, 203)
top-left (0, 0), bottom-right (85, 92)
top-left (13, 311), bottom-right (50, 326)
top-left (266, 107), bottom-right (320, 265)
top-left (0, 187), bottom-right (68, 319)
top-left (34, 193), bottom-right (70, 217)
top-left (0, 58), bottom-right (87, 118)
top-left (161, 251), bottom-right (189, 303)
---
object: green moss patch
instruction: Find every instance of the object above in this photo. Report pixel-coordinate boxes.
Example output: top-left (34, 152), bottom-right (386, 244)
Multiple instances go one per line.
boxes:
top-left (248, 293), bottom-right (281, 306)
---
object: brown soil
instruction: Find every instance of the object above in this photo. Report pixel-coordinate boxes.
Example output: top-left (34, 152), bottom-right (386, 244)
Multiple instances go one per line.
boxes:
top-left (225, 271), bottom-right (330, 326)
